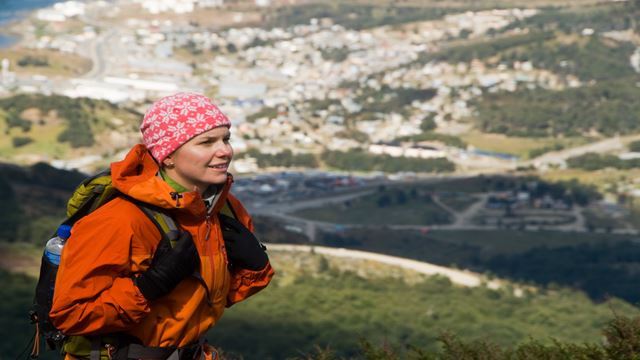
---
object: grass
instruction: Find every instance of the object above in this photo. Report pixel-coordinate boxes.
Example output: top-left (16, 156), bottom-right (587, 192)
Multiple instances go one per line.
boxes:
top-left (2, 246), bottom-right (639, 359)
top-left (437, 193), bottom-right (479, 212)
top-left (541, 168), bottom-right (640, 193)
top-left (583, 208), bottom-right (627, 230)
top-left (209, 248), bottom-right (639, 359)
top-left (0, 123), bottom-right (70, 161)
top-left (0, 97), bottom-right (141, 166)
top-left (629, 202), bottom-right (640, 230)
top-left (0, 242), bottom-right (42, 278)
top-left (296, 191), bottom-right (453, 226)
top-left (460, 131), bottom-right (589, 159)
top-left (0, 47), bottom-right (91, 77)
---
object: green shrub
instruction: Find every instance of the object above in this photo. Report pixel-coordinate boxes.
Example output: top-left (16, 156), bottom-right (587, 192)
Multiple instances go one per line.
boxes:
top-left (321, 149), bottom-right (455, 173)
top-left (473, 79), bottom-right (640, 137)
top-left (12, 136), bottom-right (33, 148)
top-left (245, 149), bottom-right (319, 168)
top-left (628, 140), bottom-right (640, 152)
top-left (296, 315), bottom-right (640, 360)
top-left (17, 55), bottom-right (49, 67)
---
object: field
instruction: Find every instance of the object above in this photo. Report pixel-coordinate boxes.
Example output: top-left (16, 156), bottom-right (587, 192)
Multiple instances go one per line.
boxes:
top-left (0, 122), bottom-right (69, 160)
top-left (541, 168), bottom-right (640, 190)
top-left (211, 249), bottom-right (634, 358)
top-left (460, 132), bottom-right (589, 159)
top-left (0, 47), bottom-right (91, 78)
top-left (437, 192), bottom-right (479, 212)
top-left (0, 95), bottom-right (141, 167)
top-left (296, 189), bottom-right (453, 226)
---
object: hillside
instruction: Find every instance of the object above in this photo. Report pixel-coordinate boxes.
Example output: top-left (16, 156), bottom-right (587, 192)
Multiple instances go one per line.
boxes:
top-left (0, 94), bottom-right (142, 170)
top-left (2, 244), bottom-right (638, 360)
top-left (211, 249), bottom-right (638, 359)
top-left (0, 162), bottom-right (85, 243)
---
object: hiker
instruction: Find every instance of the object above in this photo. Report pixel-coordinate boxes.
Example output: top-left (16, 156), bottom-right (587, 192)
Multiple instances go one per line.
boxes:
top-left (48, 92), bottom-right (274, 360)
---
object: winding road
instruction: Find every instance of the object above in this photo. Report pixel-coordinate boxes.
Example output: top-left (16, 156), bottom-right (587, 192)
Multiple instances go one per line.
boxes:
top-left (268, 243), bottom-right (503, 289)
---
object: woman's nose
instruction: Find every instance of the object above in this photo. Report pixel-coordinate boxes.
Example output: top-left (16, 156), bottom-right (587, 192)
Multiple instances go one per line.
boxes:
top-left (216, 143), bottom-right (233, 158)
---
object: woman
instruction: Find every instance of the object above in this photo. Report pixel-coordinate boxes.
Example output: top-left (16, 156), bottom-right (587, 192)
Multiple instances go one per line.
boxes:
top-left (50, 92), bottom-right (274, 360)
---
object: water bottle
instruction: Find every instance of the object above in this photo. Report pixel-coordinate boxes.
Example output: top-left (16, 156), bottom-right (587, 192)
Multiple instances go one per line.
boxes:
top-left (44, 225), bottom-right (71, 266)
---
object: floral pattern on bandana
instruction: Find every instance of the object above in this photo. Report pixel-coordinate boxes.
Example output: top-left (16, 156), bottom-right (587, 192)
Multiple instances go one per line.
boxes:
top-left (140, 92), bottom-right (231, 163)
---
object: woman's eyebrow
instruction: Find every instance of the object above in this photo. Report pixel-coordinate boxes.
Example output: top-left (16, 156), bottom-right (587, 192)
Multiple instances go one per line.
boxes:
top-left (197, 133), bottom-right (230, 141)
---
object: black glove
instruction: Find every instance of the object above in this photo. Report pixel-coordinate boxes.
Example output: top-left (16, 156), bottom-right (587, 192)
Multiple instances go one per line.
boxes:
top-left (219, 214), bottom-right (268, 271)
top-left (134, 231), bottom-right (199, 301)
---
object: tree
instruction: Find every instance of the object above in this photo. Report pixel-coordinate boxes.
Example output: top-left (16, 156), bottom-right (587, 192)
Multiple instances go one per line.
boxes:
top-left (420, 114), bottom-right (437, 132)
top-left (377, 194), bottom-right (391, 208)
top-left (0, 176), bottom-right (23, 241)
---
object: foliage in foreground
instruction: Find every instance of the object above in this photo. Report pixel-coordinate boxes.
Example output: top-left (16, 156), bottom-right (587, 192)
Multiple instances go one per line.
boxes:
top-left (3, 246), bottom-right (639, 360)
top-left (207, 250), bottom-right (637, 359)
top-left (294, 315), bottom-right (640, 360)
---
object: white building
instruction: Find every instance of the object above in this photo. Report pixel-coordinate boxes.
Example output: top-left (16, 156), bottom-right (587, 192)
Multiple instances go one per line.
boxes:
top-left (219, 79), bottom-right (267, 99)
top-left (61, 79), bottom-right (143, 103)
top-left (199, 0), bottom-right (224, 7)
top-left (37, 1), bottom-right (85, 22)
top-left (135, 0), bottom-right (196, 14)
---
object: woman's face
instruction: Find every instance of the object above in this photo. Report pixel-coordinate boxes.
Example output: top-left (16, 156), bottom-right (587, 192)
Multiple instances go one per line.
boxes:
top-left (164, 126), bottom-right (233, 193)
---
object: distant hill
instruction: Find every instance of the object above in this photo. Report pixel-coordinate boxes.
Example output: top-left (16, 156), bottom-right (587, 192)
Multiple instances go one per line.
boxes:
top-left (0, 94), bottom-right (142, 170)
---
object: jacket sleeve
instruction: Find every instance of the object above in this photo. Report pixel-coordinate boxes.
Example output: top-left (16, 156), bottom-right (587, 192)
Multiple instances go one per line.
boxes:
top-left (49, 204), bottom-right (151, 336)
top-left (225, 195), bottom-right (275, 307)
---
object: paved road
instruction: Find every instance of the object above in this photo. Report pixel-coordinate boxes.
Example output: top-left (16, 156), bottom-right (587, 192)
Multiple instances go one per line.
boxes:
top-left (79, 11), bottom-right (119, 80)
top-left (268, 243), bottom-right (502, 289)
top-left (527, 134), bottom-right (640, 167)
top-left (82, 28), bottom-right (118, 79)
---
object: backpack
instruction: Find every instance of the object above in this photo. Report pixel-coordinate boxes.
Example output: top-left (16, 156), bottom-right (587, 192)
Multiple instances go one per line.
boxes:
top-left (28, 169), bottom-right (236, 358)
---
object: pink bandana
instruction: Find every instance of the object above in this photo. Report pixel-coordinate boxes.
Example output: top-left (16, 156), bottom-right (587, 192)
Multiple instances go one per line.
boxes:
top-left (140, 92), bottom-right (231, 163)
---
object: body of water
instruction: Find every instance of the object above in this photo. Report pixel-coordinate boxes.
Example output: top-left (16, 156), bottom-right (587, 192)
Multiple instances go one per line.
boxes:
top-left (0, 0), bottom-right (62, 48)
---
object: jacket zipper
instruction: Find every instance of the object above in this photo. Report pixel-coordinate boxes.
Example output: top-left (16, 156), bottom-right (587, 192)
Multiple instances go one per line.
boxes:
top-left (204, 217), bottom-right (211, 241)
top-left (196, 214), bottom-right (214, 307)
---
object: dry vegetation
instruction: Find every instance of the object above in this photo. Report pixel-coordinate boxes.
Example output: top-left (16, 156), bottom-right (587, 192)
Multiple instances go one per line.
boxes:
top-left (0, 47), bottom-right (91, 77)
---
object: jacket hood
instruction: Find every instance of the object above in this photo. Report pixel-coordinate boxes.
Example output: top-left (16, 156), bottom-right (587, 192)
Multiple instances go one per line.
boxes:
top-left (110, 144), bottom-right (232, 216)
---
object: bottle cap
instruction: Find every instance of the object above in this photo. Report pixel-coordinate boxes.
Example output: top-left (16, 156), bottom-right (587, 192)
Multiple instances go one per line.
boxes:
top-left (57, 224), bottom-right (72, 239)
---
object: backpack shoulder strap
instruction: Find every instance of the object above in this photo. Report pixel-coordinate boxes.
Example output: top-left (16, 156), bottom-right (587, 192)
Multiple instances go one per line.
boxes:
top-left (131, 198), bottom-right (216, 306)
top-left (130, 200), bottom-right (180, 244)
top-left (130, 197), bottom-right (236, 244)
top-left (64, 169), bottom-right (116, 226)
top-left (219, 199), bottom-right (237, 219)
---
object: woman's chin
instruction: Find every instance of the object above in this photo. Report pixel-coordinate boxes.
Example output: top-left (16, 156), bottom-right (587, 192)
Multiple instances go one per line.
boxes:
top-left (206, 172), bottom-right (228, 185)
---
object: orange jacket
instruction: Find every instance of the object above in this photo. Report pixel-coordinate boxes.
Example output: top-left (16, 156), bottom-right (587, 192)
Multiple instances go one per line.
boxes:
top-left (50, 144), bottom-right (274, 348)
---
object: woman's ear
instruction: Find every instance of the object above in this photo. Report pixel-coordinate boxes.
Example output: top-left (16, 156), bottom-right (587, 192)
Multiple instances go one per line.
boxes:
top-left (163, 156), bottom-right (175, 168)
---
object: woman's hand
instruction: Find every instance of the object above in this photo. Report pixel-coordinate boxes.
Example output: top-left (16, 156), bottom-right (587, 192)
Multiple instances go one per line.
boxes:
top-left (134, 232), bottom-right (199, 301)
top-left (219, 214), bottom-right (268, 271)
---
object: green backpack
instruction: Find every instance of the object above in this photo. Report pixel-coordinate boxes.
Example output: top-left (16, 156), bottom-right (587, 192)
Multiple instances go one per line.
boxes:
top-left (29, 169), bottom-right (235, 358)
